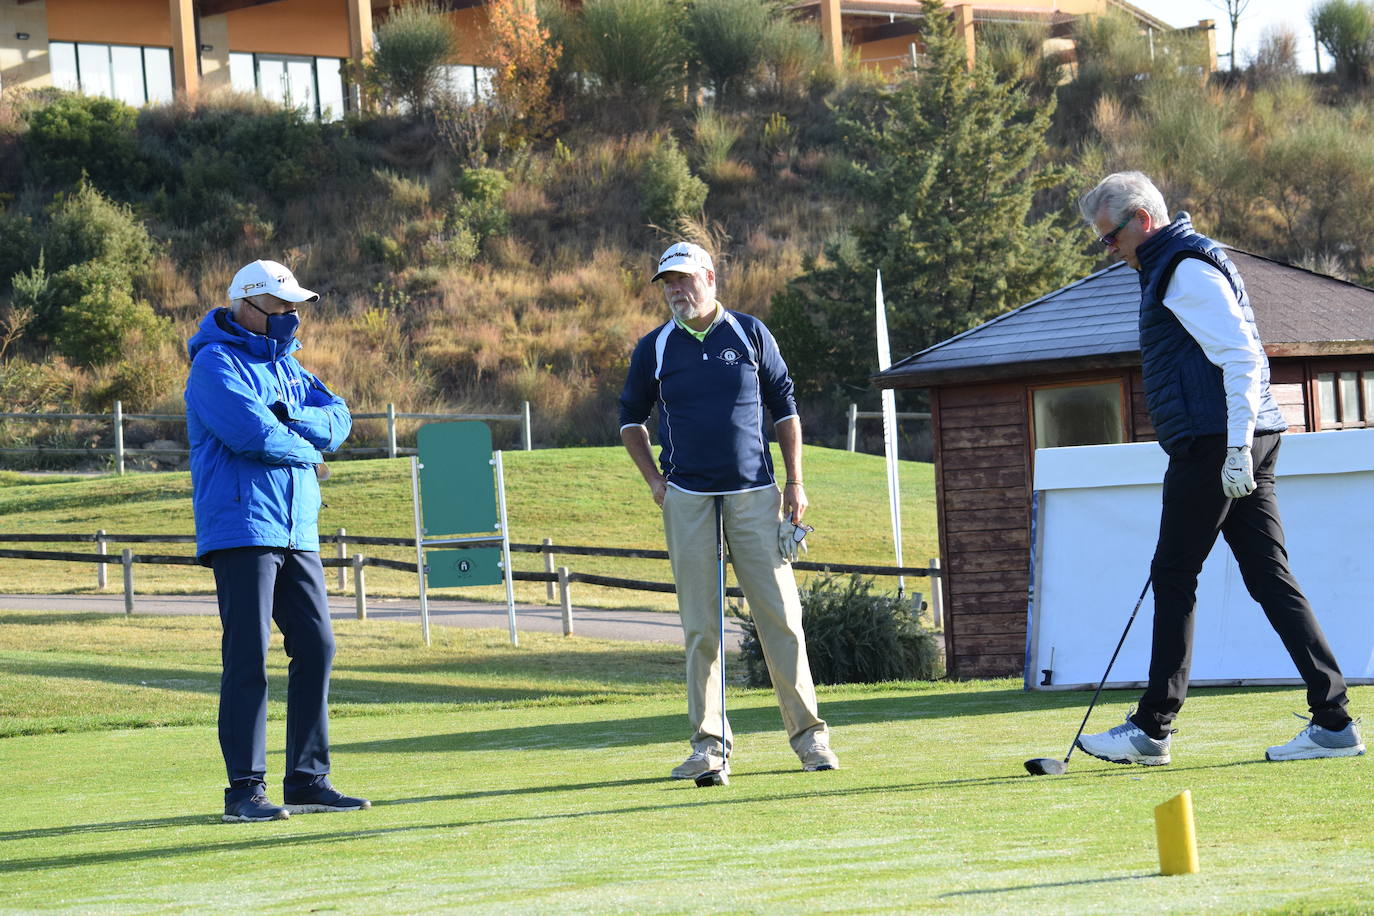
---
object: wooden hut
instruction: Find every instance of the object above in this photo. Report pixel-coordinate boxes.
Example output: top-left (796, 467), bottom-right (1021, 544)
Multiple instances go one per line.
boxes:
top-left (873, 249), bottom-right (1374, 679)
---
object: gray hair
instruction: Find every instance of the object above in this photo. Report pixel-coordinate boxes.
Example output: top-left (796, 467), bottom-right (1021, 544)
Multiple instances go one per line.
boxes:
top-left (1078, 171), bottom-right (1169, 226)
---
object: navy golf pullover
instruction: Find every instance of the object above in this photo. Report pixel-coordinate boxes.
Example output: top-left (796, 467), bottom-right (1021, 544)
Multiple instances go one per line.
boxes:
top-left (618, 309), bottom-right (798, 494)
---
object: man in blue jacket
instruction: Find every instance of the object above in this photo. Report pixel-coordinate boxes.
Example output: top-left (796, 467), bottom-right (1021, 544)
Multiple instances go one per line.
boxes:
top-left (619, 242), bottom-right (838, 781)
top-left (1074, 173), bottom-right (1362, 766)
top-left (186, 259), bottom-right (368, 822)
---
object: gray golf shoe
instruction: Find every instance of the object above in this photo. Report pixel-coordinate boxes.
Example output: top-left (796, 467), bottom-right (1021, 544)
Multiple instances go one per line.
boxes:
top-left (1076, 710), bottom-right (1171, 766)
top-left (670, 750), bottom-right (730, 780)
top-left (1266, 716), bottom-right (1365, 761)
top-left (799, 742), bottom-right (839, 771)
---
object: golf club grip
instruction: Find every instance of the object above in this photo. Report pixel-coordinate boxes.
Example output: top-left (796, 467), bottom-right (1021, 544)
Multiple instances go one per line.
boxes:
top-left (1064, 576), bottom-right (1152, 761)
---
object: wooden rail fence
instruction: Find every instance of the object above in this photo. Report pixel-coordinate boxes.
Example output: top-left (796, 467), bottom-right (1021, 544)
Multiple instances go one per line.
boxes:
top-left (0, 531), bottom-right (944, 630)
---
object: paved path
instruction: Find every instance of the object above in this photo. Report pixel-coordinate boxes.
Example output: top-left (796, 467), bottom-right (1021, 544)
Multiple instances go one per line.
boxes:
top-left (0, 593), bottom-right (747, 649)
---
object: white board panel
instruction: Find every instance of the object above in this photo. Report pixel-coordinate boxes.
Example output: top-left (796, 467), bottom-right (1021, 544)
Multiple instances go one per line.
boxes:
top-left (1027, 430), bottom-right (1374, 690)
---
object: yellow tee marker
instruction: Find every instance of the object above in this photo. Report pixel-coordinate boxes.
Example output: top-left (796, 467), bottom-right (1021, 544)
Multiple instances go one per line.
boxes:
top-left (1154, 790), bottom-right (1200, 875)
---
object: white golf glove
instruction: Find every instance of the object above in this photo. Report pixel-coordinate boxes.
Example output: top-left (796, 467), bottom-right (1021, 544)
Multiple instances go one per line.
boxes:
top-left (778, 518), bottom-right (812, 562)
top-left (1221, 445), bottom-right (1255, 498)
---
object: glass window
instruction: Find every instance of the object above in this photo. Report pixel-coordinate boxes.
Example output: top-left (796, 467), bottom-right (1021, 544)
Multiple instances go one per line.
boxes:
top-left (143, 47), bottom-right (174, 103)
top-left (1339, 371), bottom-right (1360, 423)
top-left (1318, 373), bottom-right (1337, 424)
top-left (257, 58), bottom-right (287, 105)
top-left (229, 52), bottom-right (256, 93)
top-left (50, 42), bottom-right (80, 91)
top-left (77, 43), bottom-right (114, 99)
top-left (1032, 381), bottom-right (1124, 450)
top-left (110, 44), bottom-right (146, 106)
top-left (316, 57), bottom-right (345, 121)
top-left (285, 58), bottom-right (316, 113)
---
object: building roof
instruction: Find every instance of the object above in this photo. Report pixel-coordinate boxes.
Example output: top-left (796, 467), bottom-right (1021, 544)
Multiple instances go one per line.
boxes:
top-left (875, 248), bottom-right (1374, 389)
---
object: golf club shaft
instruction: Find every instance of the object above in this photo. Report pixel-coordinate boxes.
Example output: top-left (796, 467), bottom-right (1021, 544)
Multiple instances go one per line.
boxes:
top-left (1062, 576), bottom-right (1152, 763)
top-left (715, 495), bottom-right (727, 762)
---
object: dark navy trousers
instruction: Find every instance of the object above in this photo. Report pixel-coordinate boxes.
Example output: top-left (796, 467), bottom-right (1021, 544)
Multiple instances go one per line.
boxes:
top-left (212, 547), bottom-right (335, 802)
top-left (1133, 433), bottom-right (1351, 740)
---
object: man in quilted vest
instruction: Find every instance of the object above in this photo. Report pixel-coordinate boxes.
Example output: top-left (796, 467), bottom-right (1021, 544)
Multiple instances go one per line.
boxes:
top-left (1072, 172), bottom-right (1362, 765)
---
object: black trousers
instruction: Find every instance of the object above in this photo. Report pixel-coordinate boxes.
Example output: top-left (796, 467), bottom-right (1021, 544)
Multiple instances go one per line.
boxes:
top-left (212, 547), bottom-right (336, 802)
top-left (1131, 432), bottom-right (1351, 740)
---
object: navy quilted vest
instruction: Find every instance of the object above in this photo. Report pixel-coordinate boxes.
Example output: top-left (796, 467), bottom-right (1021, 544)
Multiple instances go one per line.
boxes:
top-left (1136, 213), bottom-right (1286, 454)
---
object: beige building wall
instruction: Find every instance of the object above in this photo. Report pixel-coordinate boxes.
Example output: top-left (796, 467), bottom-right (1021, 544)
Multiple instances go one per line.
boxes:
top-left (0, 0), bottom-right (53, 92)
top-left (199, 14), bottom-right (231, 92)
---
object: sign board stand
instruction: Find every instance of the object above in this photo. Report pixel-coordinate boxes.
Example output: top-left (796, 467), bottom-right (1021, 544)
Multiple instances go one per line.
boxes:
top-left (409, 421), bottom-right (517, 646)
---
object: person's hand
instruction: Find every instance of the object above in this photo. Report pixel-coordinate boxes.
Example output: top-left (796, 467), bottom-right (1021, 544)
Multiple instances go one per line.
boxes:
top-left (782, 481), bottom-right (808, 524)
top-left (649, 476), bottom-right (667, 507)
top-left (315, 462), bottom-right (331, 482)
top-left (778, 518), bottom-right (812, 562)
top-left (1221, 445), bottom-right (1255, 498)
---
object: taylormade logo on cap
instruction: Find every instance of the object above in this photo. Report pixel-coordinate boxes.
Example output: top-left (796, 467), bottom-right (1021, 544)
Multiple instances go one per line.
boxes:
top-left (652, 242), bottom-right (714, 282)
top-left (228, 259), bottom-right (319, 303)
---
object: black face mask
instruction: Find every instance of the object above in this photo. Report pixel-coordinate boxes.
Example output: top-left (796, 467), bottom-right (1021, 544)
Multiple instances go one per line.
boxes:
top-left (245, 299), bottom-right (301, 343)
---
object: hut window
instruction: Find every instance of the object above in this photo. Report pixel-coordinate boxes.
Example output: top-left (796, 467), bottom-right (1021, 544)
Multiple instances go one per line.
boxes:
top-left (1031, 381), bottom-right (1124, 449)
top-left (1316, 371), bottom-right (1374, 429)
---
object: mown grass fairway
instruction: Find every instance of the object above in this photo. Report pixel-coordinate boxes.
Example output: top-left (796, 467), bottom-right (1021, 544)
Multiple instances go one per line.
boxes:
top-left (0, 446), bottom-right (937, 611)
top-left (2, 612), bottom-right (1370, 913)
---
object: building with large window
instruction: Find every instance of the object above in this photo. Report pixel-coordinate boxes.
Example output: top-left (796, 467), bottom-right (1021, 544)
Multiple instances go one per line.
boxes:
top-left (2, 0), bottom-right (1208, 117)
top-left (0, 0), bottom-right (497, 118)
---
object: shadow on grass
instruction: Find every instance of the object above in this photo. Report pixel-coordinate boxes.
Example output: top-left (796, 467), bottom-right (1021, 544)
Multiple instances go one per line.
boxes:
top-left (0, 759), bottom-right (1271, 875)
top-left (940, 873), bottom-right (1157, 897)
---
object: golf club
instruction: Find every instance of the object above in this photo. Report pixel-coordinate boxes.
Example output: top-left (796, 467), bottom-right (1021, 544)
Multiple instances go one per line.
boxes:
top-left (695, 495), bottom-right (730, 788)
top-left (1024, 576), bottom-right (1152, 776)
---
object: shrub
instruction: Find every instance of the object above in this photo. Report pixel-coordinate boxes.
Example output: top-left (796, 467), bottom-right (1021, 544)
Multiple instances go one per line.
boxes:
top-left (47, 261), bottom-right (172, 367)
top-left (487, 0), bottom-right (562, 139)
top-left (22, 93), bottom-right (143, 192)
top-left (0, 208), bottom-right (37, 295)
top-left (691, 106), bottom-right (743, 179)
top-left (683, 0), bottom-right (774, 101)
top-left (736, 574), bottom-right (944, 687)
top-left (562, 0), bottom-right (688, 118)
top-left (1311, 0), bottom-right (1374, 85)
top-left (88, 345), bottom-right (185, 411)
top-left (454, 167), bottom-right (512, 238)
top-left (369, 0), bottom-right (459, 113)
top-left (759, 16), bottom-right (829, 99)
top-left (42, 180), bottom-right (159, 280)
top-left (639, 134), bottom-right (707, 228)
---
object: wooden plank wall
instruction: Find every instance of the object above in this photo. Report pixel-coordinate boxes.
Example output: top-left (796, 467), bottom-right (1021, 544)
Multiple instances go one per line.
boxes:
top-left (933, 383), bottom-right (1030, 679)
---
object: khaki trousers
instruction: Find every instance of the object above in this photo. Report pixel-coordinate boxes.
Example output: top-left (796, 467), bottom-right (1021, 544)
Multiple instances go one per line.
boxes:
top-left (662, 485), bottom-right (828, 757)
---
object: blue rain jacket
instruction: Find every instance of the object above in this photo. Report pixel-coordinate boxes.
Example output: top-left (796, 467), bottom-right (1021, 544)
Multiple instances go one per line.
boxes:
top-left (185, 308), bottom-right (351, 561)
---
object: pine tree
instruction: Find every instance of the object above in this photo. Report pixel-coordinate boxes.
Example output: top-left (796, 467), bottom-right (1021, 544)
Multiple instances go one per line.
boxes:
top-left (770, 0), bottom-right (1092, 400)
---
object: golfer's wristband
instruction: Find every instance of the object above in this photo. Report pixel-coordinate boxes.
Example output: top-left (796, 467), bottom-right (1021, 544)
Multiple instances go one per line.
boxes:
top-left (785, 480), bottom-right (803, 486)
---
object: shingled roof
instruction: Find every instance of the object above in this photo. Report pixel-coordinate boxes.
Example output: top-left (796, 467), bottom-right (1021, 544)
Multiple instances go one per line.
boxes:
top-left (875, 248), bottom-right (1374, 389)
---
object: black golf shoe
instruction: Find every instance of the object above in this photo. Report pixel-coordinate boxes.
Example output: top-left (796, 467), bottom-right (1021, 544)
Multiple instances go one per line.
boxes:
top-left (223, 793), bottom-right (290, 823)
top-left (283, 781), bottom-right (372, 814)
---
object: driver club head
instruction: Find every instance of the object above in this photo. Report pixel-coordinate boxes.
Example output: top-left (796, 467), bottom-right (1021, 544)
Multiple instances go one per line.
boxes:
top-left (694, 770), bottom-right (729, 787)
top-left (1024, 757), bottom-right (1068, 776)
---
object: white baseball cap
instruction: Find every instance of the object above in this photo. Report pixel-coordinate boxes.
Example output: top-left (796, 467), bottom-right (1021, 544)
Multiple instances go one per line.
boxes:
top-left (651, 242), bottom-right (714, 282)
top-left (228, 259), bottom-right (319, 303)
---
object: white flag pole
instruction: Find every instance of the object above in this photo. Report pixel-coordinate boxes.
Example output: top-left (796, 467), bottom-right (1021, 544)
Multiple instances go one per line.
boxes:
top-left (875, 271), bottom-right (906, 595)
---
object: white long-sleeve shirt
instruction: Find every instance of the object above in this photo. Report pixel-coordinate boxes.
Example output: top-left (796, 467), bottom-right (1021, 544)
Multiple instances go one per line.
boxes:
top-left (1162, 258), bottom-right (1266, 448)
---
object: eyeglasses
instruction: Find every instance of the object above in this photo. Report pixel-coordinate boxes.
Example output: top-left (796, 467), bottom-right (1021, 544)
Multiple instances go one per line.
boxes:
top-left (1096, 214), bottom-right (1135, 249)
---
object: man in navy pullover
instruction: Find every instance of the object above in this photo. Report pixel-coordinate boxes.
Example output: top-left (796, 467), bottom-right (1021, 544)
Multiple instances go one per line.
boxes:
top-left (186, 259), bottom-right (370, 822)
top-left (1074, 173), bottom-right (1362, 766)
top-left (619, 242), bottom-right (838, 779)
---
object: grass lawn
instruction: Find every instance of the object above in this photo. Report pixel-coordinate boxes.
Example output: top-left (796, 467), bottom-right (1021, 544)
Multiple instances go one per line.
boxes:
top-left (0, 445), bottom-right (938, 612)
top-left (2, 612), bottom-right (1370, 913)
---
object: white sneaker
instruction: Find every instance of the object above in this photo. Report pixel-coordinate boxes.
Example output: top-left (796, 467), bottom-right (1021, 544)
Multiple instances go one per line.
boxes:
top-left (799, 743), bottom-right (839, 771)
top-left (1075, 710), bottom-right (1171, 766)
top-left (670, 751), bottom-right (730, 780)
top-left (1266, 716), bottom-right (1365, 761)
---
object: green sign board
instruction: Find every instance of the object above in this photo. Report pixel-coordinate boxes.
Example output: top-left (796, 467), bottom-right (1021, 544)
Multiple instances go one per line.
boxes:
top-left (426, 547), bottom-right (503, 588)
top-left (416, 421), bottom-right (498, 537)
